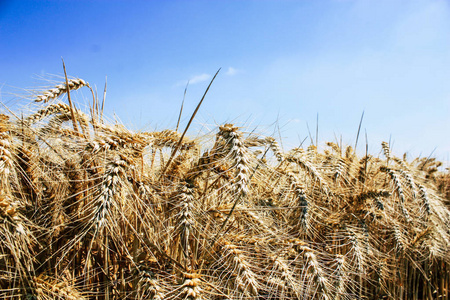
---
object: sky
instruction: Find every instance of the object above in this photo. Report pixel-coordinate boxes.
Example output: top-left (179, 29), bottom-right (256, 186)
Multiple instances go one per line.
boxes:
top-left (0, 0), bottom-right (449, 165)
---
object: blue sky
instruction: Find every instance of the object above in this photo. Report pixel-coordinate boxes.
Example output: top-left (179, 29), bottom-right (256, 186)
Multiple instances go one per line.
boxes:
top-left (1, 0), bottom-right (449, 164)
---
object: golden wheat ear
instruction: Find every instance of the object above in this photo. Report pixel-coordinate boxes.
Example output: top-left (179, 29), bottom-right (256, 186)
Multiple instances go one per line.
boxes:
top-left (34, 78), bottom-right (88, 103)
top-left (216, 241), bottom-right (259, 296)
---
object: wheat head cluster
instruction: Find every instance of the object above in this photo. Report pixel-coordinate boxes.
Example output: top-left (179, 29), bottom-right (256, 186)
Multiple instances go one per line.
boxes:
top-left (0, 77), bottom-right (449, 300)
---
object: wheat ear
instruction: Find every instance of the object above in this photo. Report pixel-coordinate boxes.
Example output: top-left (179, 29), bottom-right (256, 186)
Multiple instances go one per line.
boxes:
top-left (381, 141), bottom-right (391, 160)
top-left (136, 267), bottom-right (165, 300)
top-left (218, 124), bottom-right (251, 196)
top-left (24, 103), bottom-right (90, 135)
top-left (398, 168), bottom-right (417, 199)
top-left (265, 136), bottom-right (284, 162)
top-left (93, 158), bottom-right (126, 230)
top-left (0, 117), bottom-right (34, 259)
top-left (286, 154), bottom-right (331, 195)
top-left (333, 157), bottom-right (349, 183)
top-left (393, 225), bottom-right (407, 254)
top-left (25, 103), bottom-right (72, 125)
top-left (146, 129), bottom-right (197, 150)
top-left (173, 183), bottom-right (196, 269)
top-left (382, 167), bottom-right (411, 222)
top-left (332, 254), bottom-right (349, 300)
top-left (220, 241), bottom-right (259, 295)
top-left (418, 185), bottom-right (431, 216)
top-left (180, 273), bottom-right (203, 300)
top-left (287, 172), bottom-right (309, 231)
top-left (299, 244), bottom-right (331, 300)
top-left (346, 227), bottom-right (368, 276)
top-left (0, 115), bottom-right (13, 188)
top-left (289, 240), bottom-right (331, 299)
top-left (34, 78), bottom-right (87, 103)
top-left (269, 254), bottom-right (301, 297)
top-left (32, 274), bottom-right (86, 300)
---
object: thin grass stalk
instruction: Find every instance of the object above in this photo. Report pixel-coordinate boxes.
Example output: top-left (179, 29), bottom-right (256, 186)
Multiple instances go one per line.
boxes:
top-left (160, 68), bottom-right (220, 178)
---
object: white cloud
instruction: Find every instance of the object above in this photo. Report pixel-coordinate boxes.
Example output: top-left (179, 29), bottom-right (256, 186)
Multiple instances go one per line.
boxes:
top-left (189, 73), bottom-right (211, 84)
top-left (290, 118), bottom-right (302, 123)
top-left (225, 67), bottom-right (240, 76)
top-left (174, 73), bottom-right (211, 87)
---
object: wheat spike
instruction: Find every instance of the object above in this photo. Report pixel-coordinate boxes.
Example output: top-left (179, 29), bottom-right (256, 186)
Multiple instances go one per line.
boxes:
top-left (25, 102), bottom-right (72, 125)
top-left (265, 136), bottom-right (284, 162)
top-left (218, 124), bottom-right (251, 196)
top-left (286, 153), bottom-right (331, 196)
top-left (34, 78), bottom-right (87, 103)
top-left (418, 184), bottom-right (432, 216)
top-left (332, 254), bottom-right (350, 300)
top-left (173, 183), bottom-right (196, 268)
top-left (0, 115), bottom-right (13, 188)
top-left (382, 167), bottom-right (411, 222)
top-left (93, 158), bottom-right (126, 230)
top-left (287, 172), bottom-right (309, 232)
top-left (297, 243), bottom-right (332, 300)
top-left (219, 241), bottom-right (259, 295)
top-left (136, 266), bottom-right (165, 300)
top-left (268, 254), bottom-right (301, 297)
top-left (381, 141), bottom-right (391, 159)
top-left (32, 274), bottom-right (87, 300)
top-left (179, 273), bottom-right (203, 300)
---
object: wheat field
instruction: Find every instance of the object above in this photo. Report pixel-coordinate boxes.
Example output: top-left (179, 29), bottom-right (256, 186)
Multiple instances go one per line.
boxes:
top-left (0, 77), bottom-right (449, 299)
